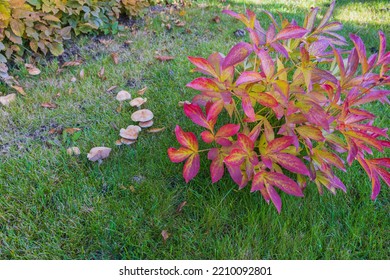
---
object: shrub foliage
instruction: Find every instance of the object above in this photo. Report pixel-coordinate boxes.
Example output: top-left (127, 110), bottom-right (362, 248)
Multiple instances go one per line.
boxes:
top-left (168, 1), bottom-right (390, 212)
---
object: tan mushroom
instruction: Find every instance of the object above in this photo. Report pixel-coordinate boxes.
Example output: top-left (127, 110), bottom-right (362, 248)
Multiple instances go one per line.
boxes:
top-left (120, 125), bottom-right (141, 140)
top-left (115, 139), bottom-right (123, 146)
top-left (129, 97), bottom-right (147, 107)
top-left (139, 120), bottom-right (154, 128)
top-left (87, 147), bottom-right (111, 162)
top-left (67, 147), bottom-right (81, 156)
top-left (121, 138), bottom-right (136, 145)
top-left (131, 109), bottom-right (154, 122)
top-left (0, 94), bottom-right (16, 106)
top-left (116, 90), bottom-right (131, 102)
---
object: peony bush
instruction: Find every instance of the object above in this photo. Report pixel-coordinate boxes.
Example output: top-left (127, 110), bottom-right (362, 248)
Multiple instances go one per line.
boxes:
top-left (168, 1), bottom-right (390, 212)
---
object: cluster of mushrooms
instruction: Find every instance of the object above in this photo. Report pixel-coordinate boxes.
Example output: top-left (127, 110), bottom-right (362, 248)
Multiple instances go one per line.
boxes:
top-left (85, 89), bottom-right (154, 163)
top-left (115, 90), bottom-right (154, 146)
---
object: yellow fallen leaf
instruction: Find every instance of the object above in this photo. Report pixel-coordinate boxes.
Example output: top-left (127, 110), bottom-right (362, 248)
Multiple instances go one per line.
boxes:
top-left (11, 85), bottom-right (26, 96)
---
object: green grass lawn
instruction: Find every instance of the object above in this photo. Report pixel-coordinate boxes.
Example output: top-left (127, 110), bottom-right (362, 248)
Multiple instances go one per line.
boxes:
top-left (0, 0), bottom-right (389, 259)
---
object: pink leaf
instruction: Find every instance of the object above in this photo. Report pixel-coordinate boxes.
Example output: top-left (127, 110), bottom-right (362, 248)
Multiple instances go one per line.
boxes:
top-left (236, 71), bottom-right (263, 86)
top-left (201, 131), bottom-right (214, 143)
top-left (265, 172), bottom-right (304, 197)
top-left (224, 149), bottom-right (246, 166)
top-left (222, 42), bottom-right (253, 69)
top-left (317, 0), bottom-right (335, 29)
top-left (186, 77), bottom-right (221, 92)
top-left (174, 125), bottom-right (198, 151)
top-left (216, 124), bottom-right (240, 138)
top-left (183, 154), bottom-right (200, 183)
top-left (350, 34), bottom-right (368, 73)
top-left (266, 136), bottom-right (294, 153)
top-left (256, 48), bottom-right (275, 78)
top-left (274, 25), bottom-right (307, 41)
top-left (270, 153), bottom-right (310, 176)
top-left (210, 156), bottom-right (225, 183)
top-left (188, 56), bottom-right (218, 78)
top-left (168, 147), bottom-right (192, 163)
top-left (267, 185), bottom-right (282, 213)
top-left (241, 95), bottom-right (256, 121)
top-left (183, 103), bottom-right (210, 129)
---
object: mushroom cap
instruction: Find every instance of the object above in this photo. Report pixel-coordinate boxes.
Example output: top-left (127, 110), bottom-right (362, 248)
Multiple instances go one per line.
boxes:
top-left (129, 97), bottom-right (147, 107)
top-left (67, 147), bottom-right (80, 156)
top-left (116, 90), bottom-right (131, 102)
top-left (121, 138), bottom-right (136, 145)
top-left (87, 147), bottom-right (112, 162)
top-left (131, 109), bottom-right (154, 122)
top-left (120, 125), bottom-right (141, 140)
top-left (139, 120), bottom-right (154, 128)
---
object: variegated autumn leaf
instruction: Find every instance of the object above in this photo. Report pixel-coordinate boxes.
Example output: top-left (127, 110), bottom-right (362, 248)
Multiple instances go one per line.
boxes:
top-left (261, 136), bottom-right (310, 176)
top-left (222, 42), bottom-right (253, 69)
top-left (188, 56), bottom-right (218, 78)
top-left (168, 125), bottom-right (200, 183)
top-left (252, 171), bottom-right (304, 212)
top-left (183, 100), bottom-right (224, 131)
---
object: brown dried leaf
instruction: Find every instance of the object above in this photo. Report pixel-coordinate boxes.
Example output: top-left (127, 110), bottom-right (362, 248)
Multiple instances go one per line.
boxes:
top-left (137, 87), bottom-right (148, 95)
top-left (111, 52), bottom-right (119, 65)
top-left (41, 102), bottom-right (57, 109)
top-left (155, 55), bottom-right (175, 62)
top-left (212, 16), bottom-right (221, 23)
top-left (62, 60), bottom-right (82, 67)
top-left (98, 39), bottom-right (113, 46)
top-left (63, 128), bottom-right (81, 134)
top-left (25, 64), bottom-right (41, 75)
top-left (147, 127), bottom-right (166, 133)
top-left (98, 67), bottom-right (105, 79)
top-left (161, 230), bottom-right (169, 242)
top-left (11, 85), bottom-right (26, 96)
top-left (49, 128), bottom-right (63, 135)
top-left (165, 23), bottom-right (171, 30)
top-left (176, 201), bottom-right (187, 213)
top-left (175, 20), bottom-right (186, 27)
top-left (124, 40), bottom-right (133, 45)
top-left (106, 85), bottom-right (117, 93)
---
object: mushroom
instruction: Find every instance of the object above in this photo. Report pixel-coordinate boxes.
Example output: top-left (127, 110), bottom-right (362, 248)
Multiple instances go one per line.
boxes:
top-left (0, 94), bottom-right (16, 106)
top-left (87, 147), bottom-right (111, 163)
top-left (116, 90), bottom-right (131, 112)
top-left (121, 138), bottom-right (136, 145)
top-left (129, 97), bottom-right (147, 107)
top-left (116, 90), bottom-right (131, 102)
top-left (131, 109), bottom-right (154, 122)
top-left (139, 120), bottom-right (153, 128)
top-left (120, 125), bottom-right (141, 140)
top-left (67, 147), bottom-right (80, 156)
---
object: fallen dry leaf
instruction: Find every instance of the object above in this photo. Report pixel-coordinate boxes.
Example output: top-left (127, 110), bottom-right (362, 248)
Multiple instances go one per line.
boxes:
top-left (179, 10), bottom-right (186, 16)
top-left (111, 52), bottom-right (119, 65)
top-left (137, 87), bottom-right (148, 95)
top-left (161, 230), bottom-right (169, 242)
top-left (98, 39), bottom-right (113, 46)
top-left (175, 20), bottom-right (186, 27)
top-left (178, 101), bottom-right (191, 107)
top-left (124, 40), bottom-right (133, 46)
top-left (0, 94), bottom-right (16, 106)
top-left (11, 85), bottom-right (26, 96)
top-left (212, 16), bottom-right (221, 23)
top-left (49, 127), bottom-right (63, 135)
top-left (165, 23), bottom-right (172, 30)
top-left (63, 128), bottom-right (81, 134)
top-left (98, 66), bottom-right (105, 79)
top-left (176, 201), bottom-right (187, 213)
top-left (155, 55), bottom-right (175, 62)
top-left (62, 60), bottom-right (82, 67)
top-left (41, 102), bottom-right (57, 109)
top-left (25, 64), bottom-right (41, 75)
top-left (106, 85), bottom-right (117, 93)
top-left (147, 127), bottom-right (166, 133)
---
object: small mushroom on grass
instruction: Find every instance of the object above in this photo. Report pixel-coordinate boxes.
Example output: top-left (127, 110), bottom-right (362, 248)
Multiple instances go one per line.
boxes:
top-left (139, 120), bottom-right (153, 128)
top-left (116, 90), bottom-right (131, 112)
top-left (67, 147), bottom-right (80, 156)
top-left (87, 147), bottom-right (111, 164)
top-left (129, 97), bottom-right (147, 108)
top-left (120, 125), bottom-right (141, 140)
top-left (131, 109), bottom-right (154, 123)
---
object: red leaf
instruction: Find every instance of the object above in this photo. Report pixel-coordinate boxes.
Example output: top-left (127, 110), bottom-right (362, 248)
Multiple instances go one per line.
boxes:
top-left (183, 103), bottom-right (210, 129)
top-left (266, 136), bottom-right (294, 153)
top-left (236, 71), bottom-right (263, 86)
top-left (216, 124), bottom-right (240, 138)
top-left (188, 56), bottom-right (218, 78)
top-left (222, 10), bottom-right (250, 27)
top-left (265, 172), bottom-right (304, 197)
top-left (224, 149), bottom-right (246, 166)
top-left (350, 34), bottom-right (368, 73)
top-left (186, 77), bottom-right (221, 92)
top-left (274, 25), bottom-right (307, 41)
top-left (222, 42), bottom-right (253, 69)
top-left (256, 92), bottom-right (278, 108)
top-left (226, 163), bottom-right (247, 188)
top-left (183, 154), bottom-right (200, 183)
top-left (267, 185), bottom-right (282, 213)
top-left (174, 125), bottom-right (198, 151)
top-left (256, 48), bottom-right (275, 78)
top-left (251, 172), bottom-right (265, 192)
top-left (201, 131), bottom-right (214, 143)
top-left (296, 125), bottom-right (325, 141)
top-left (269, 153), bottom-right (310, 176)
top-left (206, 99), bottom-right (224, 122)
top-left (241, 95), bottom-right (256, 121)
top-left (376, 167), bottom-right (390, 189)
top-left (237, 134), bottom-right (254, 152)
top-left (210, 155), bottom-right (225, 183)
top-left (168, 147), bottom-right (192, 163)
